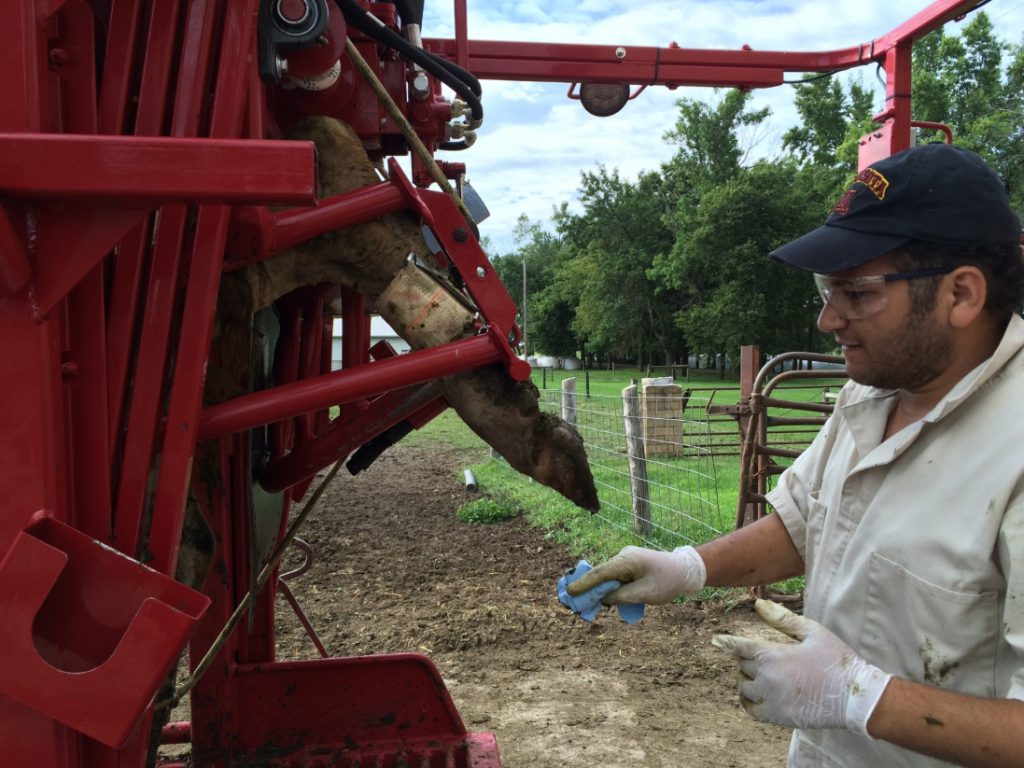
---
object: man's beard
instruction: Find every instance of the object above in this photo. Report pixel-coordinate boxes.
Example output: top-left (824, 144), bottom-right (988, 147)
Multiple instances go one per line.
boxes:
top-left (846, 308), bottom-right (953, 391)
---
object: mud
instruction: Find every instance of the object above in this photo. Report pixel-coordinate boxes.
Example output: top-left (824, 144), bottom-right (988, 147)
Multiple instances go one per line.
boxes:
top-left (270, 440), bottom-right (791, 767)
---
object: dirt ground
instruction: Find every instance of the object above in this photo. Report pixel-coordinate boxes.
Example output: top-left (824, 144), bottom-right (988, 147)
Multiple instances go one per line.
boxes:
top-left (268, 441), bottom-right (792, 767)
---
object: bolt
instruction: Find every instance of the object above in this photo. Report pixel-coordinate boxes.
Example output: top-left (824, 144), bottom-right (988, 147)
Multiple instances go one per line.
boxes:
top-left (453, 227), bottom-right (470, 243)
top-left (615, 47), bottom-right (627, 59)
top-left (49, 48), bottom-right (70, 65)
top-left (411, 71), bottom-right (430, 99)
top-left (475, 266), bottom-right (486, 278)
top-left (60, 362), bottom-right (79, 379)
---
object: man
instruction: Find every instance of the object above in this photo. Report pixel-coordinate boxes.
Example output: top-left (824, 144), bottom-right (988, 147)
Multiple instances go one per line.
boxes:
top-left (567, 143), bottom-right (1024, 767)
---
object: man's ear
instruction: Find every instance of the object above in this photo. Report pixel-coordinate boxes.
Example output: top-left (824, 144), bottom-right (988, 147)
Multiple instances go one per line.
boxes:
top-left (946, 266), bottom-right (988, 329)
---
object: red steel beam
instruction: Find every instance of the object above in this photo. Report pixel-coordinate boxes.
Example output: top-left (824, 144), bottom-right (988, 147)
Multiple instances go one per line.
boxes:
top-left (425, 0), bottom-right (986, 86)
top-left (147, 0), bottom-right (268, 576)
top-left (869, 0), bottom-right (988, 51)
top-left (227, 182), bottom-right (408, 265)
top-left (111, 0), bottom-right (222, 560)
top-left (0, 204), bottom-right (30, 297)
top-left (0, 134), bottom-right (317, 204)
top-left (197, 334), bottom-right (502, 441)
top-left (259, 383), bottom-right (442, 493)
top-left (95, 0), bottom-right (144, 135)
top-left (881, 41), bottom-right (914, 153)
top-left (57, 0), bottom-right (114, 543)
top-left (423, 38), bottom-right (798, 87)
top-left (341, 287), bottom-right (368, 369)
top-left (105, 0), bottom-right (183, 458)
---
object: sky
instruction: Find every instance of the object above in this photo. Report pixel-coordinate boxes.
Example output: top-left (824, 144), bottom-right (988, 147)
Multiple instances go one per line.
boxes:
top-left (414, 0), bottom-right (1024, 253)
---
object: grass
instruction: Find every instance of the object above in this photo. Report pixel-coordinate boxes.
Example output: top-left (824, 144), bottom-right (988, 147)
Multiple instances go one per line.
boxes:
top-left (456, 497), bottom-right (518, 524)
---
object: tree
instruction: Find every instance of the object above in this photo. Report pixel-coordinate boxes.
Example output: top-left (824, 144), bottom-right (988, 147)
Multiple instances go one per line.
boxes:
top-left (673, 161), bottom-right (825, 365)
top-left (560, 167), bottom-right (684, 367)
top-left (782, 74), bottom-right (876, 204)
top-left (650, 89), bottom-right (775, 371)
top-left (490, 215), bottom-right (578, 358)
top-left (659, 89), bottom-right (772, 236)
top-left (1004, 38), bottom-right (1024, 214)
top-left (911, 13), bottom-right (1023, 215)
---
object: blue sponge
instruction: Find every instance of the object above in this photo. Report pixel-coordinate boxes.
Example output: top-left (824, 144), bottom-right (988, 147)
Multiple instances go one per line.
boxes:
top-left (557, 560), bottom-right (645, 624)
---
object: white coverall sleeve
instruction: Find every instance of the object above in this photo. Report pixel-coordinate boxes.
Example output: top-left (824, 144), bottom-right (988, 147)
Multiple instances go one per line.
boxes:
top-left (764, 409), bottom-right (840, 564)
top-left (999, 492), bottom-right (1024, 702)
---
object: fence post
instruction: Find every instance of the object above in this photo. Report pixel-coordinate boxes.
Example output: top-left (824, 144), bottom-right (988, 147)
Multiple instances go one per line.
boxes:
top-left (561, 377), bottom-right (577, 428)
top-left (621, 384), bottom-right (651, 537)
top-left (738, 345), bottom-right (761, 529)
top-left (542, 367), bottom-right (547, 389)
top-left (585, 370), bottom-right (590, 400)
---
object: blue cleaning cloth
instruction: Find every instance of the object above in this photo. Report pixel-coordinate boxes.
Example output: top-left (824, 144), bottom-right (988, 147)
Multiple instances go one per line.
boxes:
top-left (557, 560), bottom-right (645, 624)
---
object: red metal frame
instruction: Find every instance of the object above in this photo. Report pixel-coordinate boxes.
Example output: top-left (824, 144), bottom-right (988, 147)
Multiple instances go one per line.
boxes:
top-left (0, 1), bottom-right (985, 765)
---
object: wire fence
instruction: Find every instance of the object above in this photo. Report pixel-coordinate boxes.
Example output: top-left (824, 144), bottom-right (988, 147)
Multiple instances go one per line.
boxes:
top-left (490, 375), bottom-right (840, 553)
top-left (493, 381), bottom-right (730, 551)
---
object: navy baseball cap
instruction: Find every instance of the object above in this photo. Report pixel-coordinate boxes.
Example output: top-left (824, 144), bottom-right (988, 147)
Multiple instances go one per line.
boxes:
top-left (770, 143), bottom-right (1021, 273)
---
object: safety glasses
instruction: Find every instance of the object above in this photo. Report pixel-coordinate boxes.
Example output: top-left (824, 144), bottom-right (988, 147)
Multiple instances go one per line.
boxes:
top-left (812, 266), bottom-right (956, 320)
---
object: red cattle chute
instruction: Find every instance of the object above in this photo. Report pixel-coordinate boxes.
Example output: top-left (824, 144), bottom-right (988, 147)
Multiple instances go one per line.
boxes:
top-left (0, 0), bottom-right (983, 765)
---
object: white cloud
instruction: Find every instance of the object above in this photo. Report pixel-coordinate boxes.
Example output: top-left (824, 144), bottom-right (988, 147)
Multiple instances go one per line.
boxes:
top-left (420, 0), bottom-right (1024, 252)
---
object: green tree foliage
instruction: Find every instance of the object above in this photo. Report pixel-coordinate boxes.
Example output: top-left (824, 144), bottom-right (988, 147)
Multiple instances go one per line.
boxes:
top-left (652, 90), bottom-right (772, 287)
top-left (673, 161), bottom-right (826, 363)
top-left (1005, 40), bottom-right (1024, 214)
top-left (491, 215), bottom-right (578, 358)
top-left (660, 90), bottom-right (771, 235)
top-left (558, 168), bottom-right (683, 366)
top-left (912, 13), bottom-right (1023, 214)
top-left (783, 74), bottom-right (876, 191)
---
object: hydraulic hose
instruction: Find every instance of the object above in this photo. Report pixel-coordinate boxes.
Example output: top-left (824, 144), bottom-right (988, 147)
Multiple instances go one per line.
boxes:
top-left (333, 0), bottom-right (483, 128)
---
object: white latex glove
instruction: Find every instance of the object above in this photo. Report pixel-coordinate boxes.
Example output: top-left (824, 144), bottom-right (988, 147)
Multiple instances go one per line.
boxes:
top-left (564, 545), bottom-right (706, 604)
top-left (712, 599), bottom-right (891, 735)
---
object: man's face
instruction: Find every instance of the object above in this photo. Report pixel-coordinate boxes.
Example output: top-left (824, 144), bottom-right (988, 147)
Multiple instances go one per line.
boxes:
top-left (816, 254), bottom-right (953, 391)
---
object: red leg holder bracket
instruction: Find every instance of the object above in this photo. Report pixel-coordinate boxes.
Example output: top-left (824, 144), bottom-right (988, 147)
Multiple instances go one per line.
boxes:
top-left (196, 654), bottom-right (501, 766)
top-left (0, 514), bottom-right (210, 748)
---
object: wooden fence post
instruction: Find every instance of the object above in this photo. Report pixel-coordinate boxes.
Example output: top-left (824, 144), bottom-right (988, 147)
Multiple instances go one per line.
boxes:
top-left (561, 377), bottom-right (577, 427)
top-left (622, 384), bottom-right (651, 536)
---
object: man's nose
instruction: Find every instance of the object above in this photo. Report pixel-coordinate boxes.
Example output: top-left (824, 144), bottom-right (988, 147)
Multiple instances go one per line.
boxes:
top-left (817, 301), bottom-right (847, 332)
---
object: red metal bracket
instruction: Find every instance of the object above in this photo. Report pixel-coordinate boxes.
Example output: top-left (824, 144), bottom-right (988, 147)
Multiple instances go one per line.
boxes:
top-left (193, 654), bottom-right (501, 766)
top-left (225, 182), bottom-right (410, 268)
top-left (386, 158), bottom-right (530, 381)
top-left (0, 514), bottom-right (209, 748)
top-left (226, 157), bottom-right (529, 380)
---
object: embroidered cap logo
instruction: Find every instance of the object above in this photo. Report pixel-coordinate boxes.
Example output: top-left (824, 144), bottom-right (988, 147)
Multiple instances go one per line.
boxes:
top-left (831, 168), bottom-right (891, 216)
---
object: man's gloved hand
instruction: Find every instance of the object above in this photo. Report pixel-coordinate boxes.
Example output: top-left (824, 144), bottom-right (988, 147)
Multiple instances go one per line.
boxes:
top-left (712, 599), bottom-right (892, 735)
top-left (564, 545), bottom-right (706, 605)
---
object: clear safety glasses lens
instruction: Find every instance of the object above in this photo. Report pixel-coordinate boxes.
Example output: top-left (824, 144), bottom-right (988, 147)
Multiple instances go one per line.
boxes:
top-left (813, 274), bottom-right (889, 320)
top-left (813, 267), bottom-right (956, 320)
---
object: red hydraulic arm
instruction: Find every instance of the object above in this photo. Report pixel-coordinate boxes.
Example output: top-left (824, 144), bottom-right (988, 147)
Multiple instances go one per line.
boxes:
top-left (427, 0), bottom-right (979, 160)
